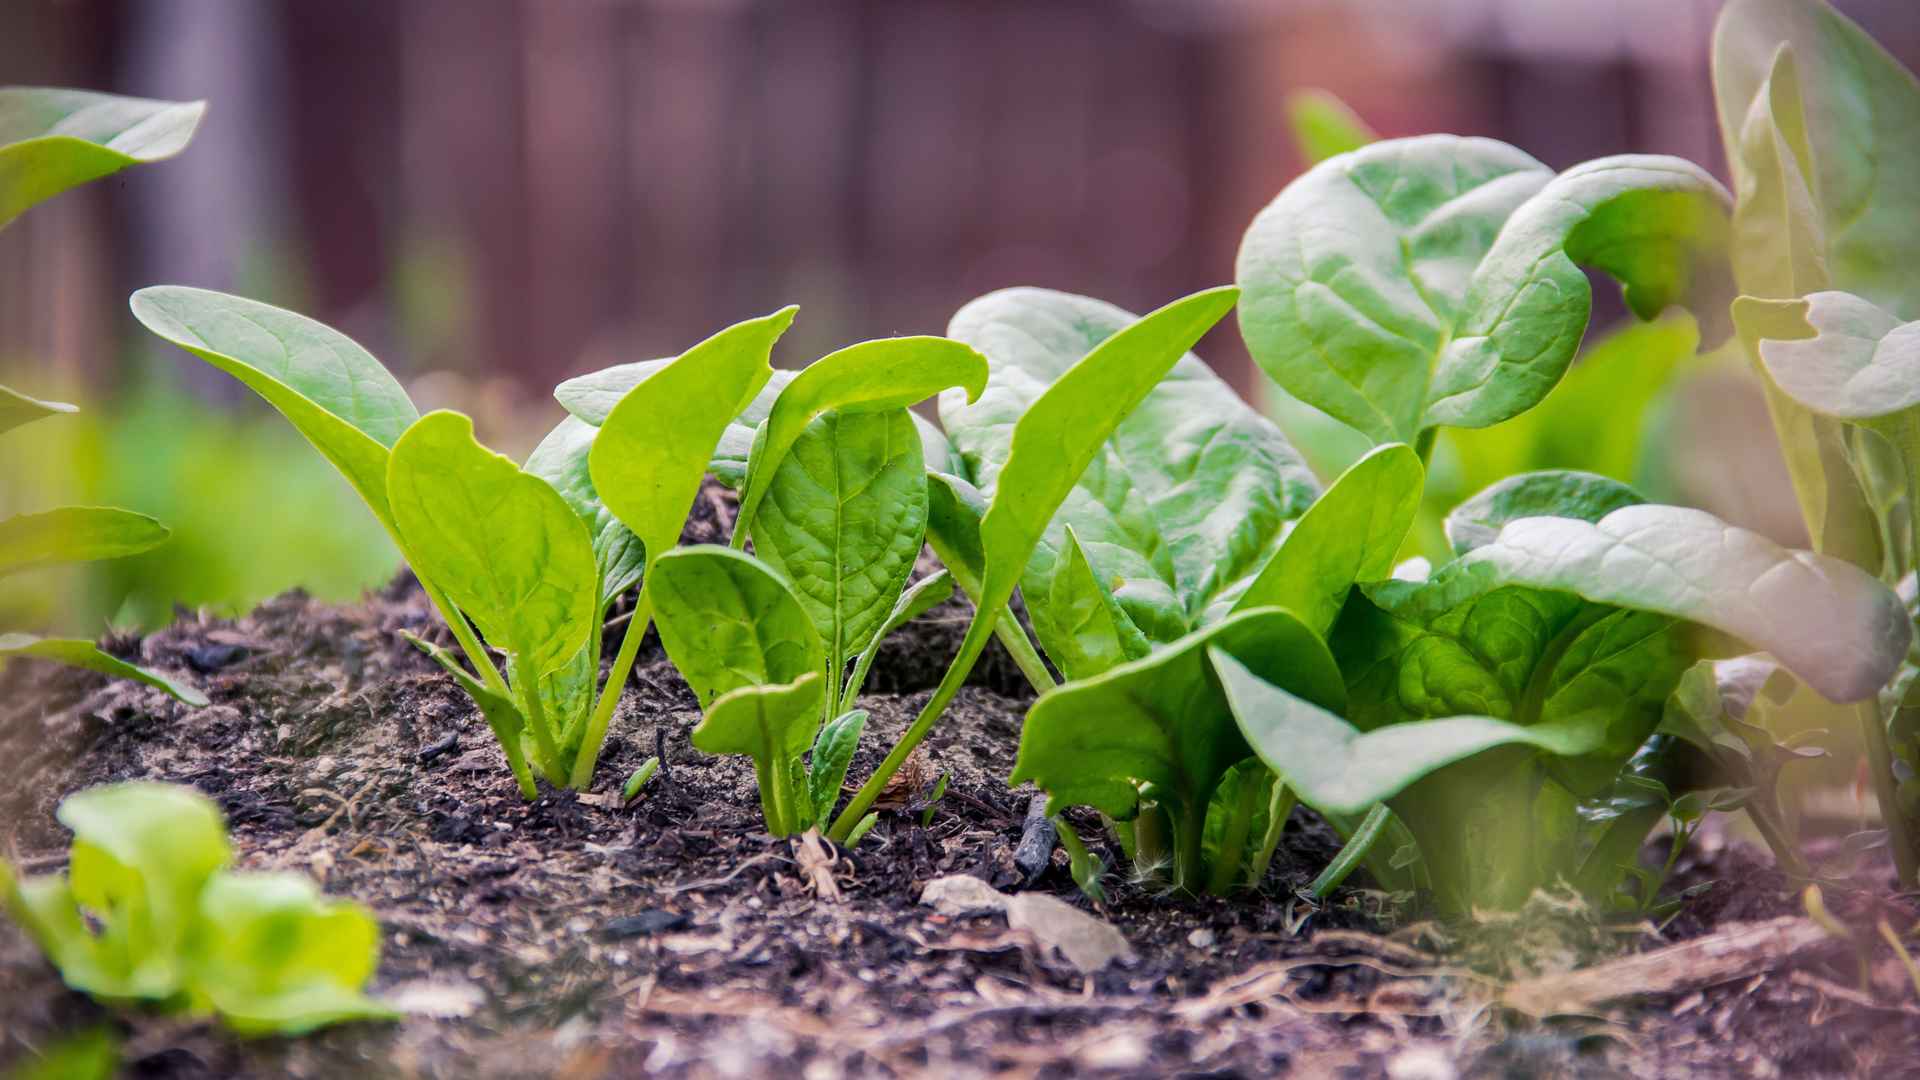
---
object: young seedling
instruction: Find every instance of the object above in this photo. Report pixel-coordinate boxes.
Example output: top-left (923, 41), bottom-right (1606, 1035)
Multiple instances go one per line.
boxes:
top-left (0, 782), bottom-right (394, 1034)
top-left (0, 89), bottom-right (208, 702)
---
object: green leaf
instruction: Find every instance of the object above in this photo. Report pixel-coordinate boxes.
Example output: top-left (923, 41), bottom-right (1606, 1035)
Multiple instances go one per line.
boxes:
top-left (925, 471), bottom-right (989, 597)
top-left (1285, 88), bottom-right (1378, 165)
top-left (0, 506), bottom-right (169, 576)
top-left (388, 411), bottom-right (596, 681)
top-left (648, 545), bottom-right (823, 706)
top-left (5, 1027), bottom-right (119, 1080)
top-left (750, 409), bottom-right (927, 688)
top-left (556, 359), bottom-right (794, 490)
top-left (0, 633), bottom-right (208, 706)
top-left (844, 569), bottom-right (954, 705)
top-left (1444, 470), bottom-right (1646, 556)
top-left (808, 708), bottom-right (868, 825)
top-left (1237, 137), bottom-right (1731, 444)
top-left (589, 308), bottom-right (797, 563)
top-left (0, 88), bottom-right (204, 228)
top-left (1453, 503), bottom-right (1908, 703)
top-left (1011, 607), bottom-right (1343, 890)
top-left (1742, 292), bottom-right (1920, 422)
top-left (525, 415), bottom-right (645, 602)
top-left (189, 872), bottom-right (395, 1035)
top-left (1043, 524), bottom-right (1151, 681)
top-left (130, 287), bottom-right (420, 528)
top-left (734, 335), bottom-right (988, 539)
top-left (0, 383), bottom-right (77, 436)
top-left (2, 782), bottom-right (230, 1000)
top-left (1225, 442), bottom-right (1423, 636)
top-left (944, 285), bottom-right (1313, 651)
top-left (692, 673), bottom-right (826, 835)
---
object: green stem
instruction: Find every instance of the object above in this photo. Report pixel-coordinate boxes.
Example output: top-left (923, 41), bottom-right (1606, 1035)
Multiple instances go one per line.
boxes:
top-left (1206, 776), bottom-right (1263, 896)
top-left (1173, 798), bottom-right (1208, 894)
top-left (417, 574), bottom-right (509, 696)
top-left (766, 750), bottom-right (798, 835)
top-left (1132, 803), bottom-right (1171, 878)
top-left (1246, 781), bottom-right (1296, 890)
top-left (570, 585), bottom-right (654, 789)
top-left (1857, 699), bottom-right (1920, 888)
top-left (993, 607), bottom-right (1057, 694)
top-left (829, 609), bottom-right (1001, 842)
top-left (1310, 803), bottom-right (1391, 899)
top-left (510, 653), bottom-right (563, 783)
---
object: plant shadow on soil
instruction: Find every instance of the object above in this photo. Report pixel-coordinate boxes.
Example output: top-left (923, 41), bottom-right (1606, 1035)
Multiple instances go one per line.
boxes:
top-left (3, 483), bottom-right (1919, 1078)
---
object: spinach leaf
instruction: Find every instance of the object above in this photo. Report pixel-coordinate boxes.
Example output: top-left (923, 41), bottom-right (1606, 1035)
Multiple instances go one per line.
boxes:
top-left (731, 335), bottom-right (988, 541)
top-left (1237, 137), bottom-right (1731, 445)
top-left (556, 359), bottom-right (790, 488)
top-left (1223, 442), bottom-right (1423, 636)
top-left (829, 287), bottom-right (1243, 841)
top-left (692, 673), bottom-right (826, 835)
top-left (0, 88), bottom-right (203, 227)
top-left (525, 415), bottom-right (645, 602)
top-left (0, 506), bottom-right (169, 577)
top-left (748, 408), bottom-right (926, 710)
top-left (1443, 470), bottom-right (1645, 555)
top-left (923, 470), bottom-right (1057, 693)
top-left (648, 545), bottom-right (823, 706)
top-left (0, 386), bottom-right (76, 436)
top-left (943, 286), bottom-right (1319, 653)
top-left (1285, 88), bottom-right (1377, 166)
top-left (808, 708), bottom-right (869, 826)
top-left (1044, 524), bottom-right (1151, 680)
top-left (843, 570), bottom-right (954, 705)
top-left (0, 633), bottom-right (207, 707)
top-left (190, 873), bottom-right (396, 1035)
top-left (1011, 607), bottom-right (1343, 892)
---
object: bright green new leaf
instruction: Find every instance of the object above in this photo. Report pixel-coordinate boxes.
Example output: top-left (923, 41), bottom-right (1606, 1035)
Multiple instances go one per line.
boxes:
top-left (388, 411), bottom-right (596, 680)
top-left (1224, 442), bottom-right (1423, 636)
top-left (0, 384), bottom-right (77, 436)
top-left (0, 87), bottom-right (204, 228)
top-left (1285, 88), bottom-right (1378, 165)
top-left (733, 335), bottom-right (988, 539)
top-left (0, 506), bottom-right (169, 577)
top-left (808, 708), bottom-right (868, 824)
top-left (2, 782), bottom-right (229, 1000)
top-left (843, 569), bottom-right (953, 705)
top-left (750, 409), bottom-right (927, 688)
top-left (648, 545), bottom-right (823, 706)
top-left (1237, 137), bottom-right (1732, 444)
top-left (590, 308), bottom-right (797, 563)
top-left (1011, 607), bottom-right (1343, 890)
top-left (525, 415), bottom-right (645, 602)
top-left (944, 286), bottom-right (1314, 651)
top-left (925, 471), bottom-right (988, 597)
top-left (692, 673), bottom-right (826, 835)
top-left (0, 633), bottom-right (208, 707)
top-left (1044, 524), bottom-right (1150, 681)
top-left (1444, 470), bottom-right (1645, 555)
top-left (189, 872), bottom-right (395, 1035)
top-left (130, 287), bottom-right (420, 527)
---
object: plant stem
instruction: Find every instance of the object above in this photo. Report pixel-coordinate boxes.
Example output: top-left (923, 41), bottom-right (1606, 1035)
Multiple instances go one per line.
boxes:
top-left (1132, 803), bottom-right (1171, 878)
top-left (1412, 426), bottom-right (1437, 466)
top-left (1207, 776), bottom-right (1263, 895)
top-left (417, 574), bottom-right (509, 695)
top-left (993, 608), bottom-right (1057, 693)
top-left (1173, 799), bottom-right (1208, 893)
top-left (1310, 803), bottom-right (1390, 899)
top-left (827, 609), bottom-right (999, 842)
top-left (1857, 699), bottom-right (1920, 888)
top-left (1246, 782), bottom-right (1297, 890)
top-left (510, 653), bottom-right (563, 783)
top-left (766, 750), bottom-right (798, 835)
top-left (570, 586), bottom-right (655, 789)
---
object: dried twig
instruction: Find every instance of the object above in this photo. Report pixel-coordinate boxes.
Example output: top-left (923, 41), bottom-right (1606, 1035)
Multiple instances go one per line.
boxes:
top-left (1503, 916), bottom-right (1837, 1016)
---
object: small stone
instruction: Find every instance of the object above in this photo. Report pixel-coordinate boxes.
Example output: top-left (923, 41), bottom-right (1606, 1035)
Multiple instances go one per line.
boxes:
top-left (920, 874), bottom-right (1010, 916)
top-left (1187, 928), bottom-right (1216, 949)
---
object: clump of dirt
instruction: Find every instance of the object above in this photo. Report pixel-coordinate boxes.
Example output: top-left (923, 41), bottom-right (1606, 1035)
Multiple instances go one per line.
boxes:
top-left (2, 484), bottom-right (1917, 1077)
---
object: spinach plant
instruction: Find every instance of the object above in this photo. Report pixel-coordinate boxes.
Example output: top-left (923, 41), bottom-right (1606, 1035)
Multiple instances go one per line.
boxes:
top-left (1, 782), bottom-right (394, 1034)
top-left (0, 88), bottom-right (208, 702)
top-left (1715, 0), bottom-right (1920, 884)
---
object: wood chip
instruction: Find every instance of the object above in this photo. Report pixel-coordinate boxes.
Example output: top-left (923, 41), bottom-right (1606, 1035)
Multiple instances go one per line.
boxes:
top-left (1503, 916), bottom-right (1837, 1016)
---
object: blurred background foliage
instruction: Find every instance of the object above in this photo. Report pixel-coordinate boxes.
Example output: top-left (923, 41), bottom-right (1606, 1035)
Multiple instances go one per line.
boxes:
top-left (1, 0), bottom-right (1917, 634)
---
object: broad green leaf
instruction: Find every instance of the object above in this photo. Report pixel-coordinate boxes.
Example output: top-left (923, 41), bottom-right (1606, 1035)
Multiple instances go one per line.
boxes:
top-left (944, 286), bottom-right (1313, 651)
top-left (1444, 470), bottom-right (1645, 555)
top-left (190, 872), bottom-right (395, 1035)
top-left (1043, 524), bottom-right (1151, 681)
top-left (1285, 88), bottom-right (1377, 165)
top-left (692, 673), bottom-right (826, 835)
top-left (2, 782), bottom-right (230, 1000)
top-left (1011, 607), bottom-right (1344, 833)
top-left (525, 415), bottom-right (644, 602)
top-left (0, 88), bottom-right (204, 228)
top-left (388, 411), bottom-right (596, 679)
top-left (1454, 504), bottom-right (1907, 703)
top-left (1214, 649), bottom-right (1604, 817)
top-left (809, 708), bottom-right (868, 825)
top-left (1743, 292), bottom-right (1920, 422)
top-left (844, 569), bottom-right (954, 704)
top-left (0, 506), bottom-right (169, 576)
top-left (925, 471), bottom-right (989, 597)
top-left (130, 287), bottom-right (420, 527)
top-left (1237, 137), bottom-right (1731, 444)
top-left (648, 545), bottom-right (823, 706)
top-left (0, 633), bottom-right (208, 706)
top-left (1224, 442), bottom-right (1422, 636)
top-left (0, 384), bottom-right (77, 436)
top-left (1714, 0), bottom-right (1920, 319)
top-left (750, 409), bottom-right (927, 683)
top-left (734, 336), bottom-right (988, 539)
top-left (589, 308), bottom-right (797, 562)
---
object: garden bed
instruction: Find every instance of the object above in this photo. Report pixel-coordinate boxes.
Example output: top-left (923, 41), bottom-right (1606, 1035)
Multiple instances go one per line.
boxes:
top-left (3, 491), bottom-right (1918, 1079)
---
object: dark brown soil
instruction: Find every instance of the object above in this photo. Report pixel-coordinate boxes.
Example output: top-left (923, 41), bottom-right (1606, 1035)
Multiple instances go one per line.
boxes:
top-left (4, 488), bottom-right (1919, 1078)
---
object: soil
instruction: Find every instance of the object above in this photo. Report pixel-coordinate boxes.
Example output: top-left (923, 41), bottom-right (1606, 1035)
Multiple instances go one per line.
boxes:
top-left (4, 485), bottom-right (1919, 1078)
